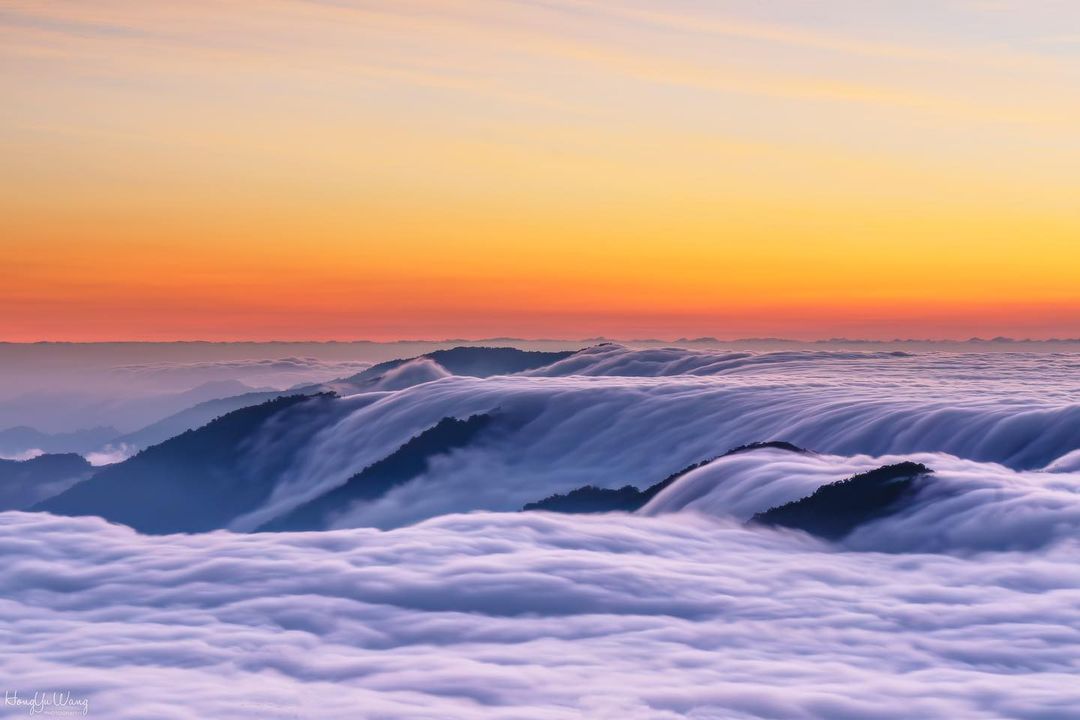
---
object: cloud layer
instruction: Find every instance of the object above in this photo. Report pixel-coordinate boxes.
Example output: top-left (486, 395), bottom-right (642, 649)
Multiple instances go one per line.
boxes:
top-left (4, 348), bottom-right (1079, 716)
top-left (643, 447), bottom-right (1080, 552)
top-left (231, 347), bottom-right (1080, 530)
top-left (1, 510), bottom-right (1077, 719)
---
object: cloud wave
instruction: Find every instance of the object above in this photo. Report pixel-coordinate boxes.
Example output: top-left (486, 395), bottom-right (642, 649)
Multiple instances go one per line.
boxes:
top-left (235, 348), bottom-right (1080, 529)
top-left (1, 510), bottom-right (1077, 719)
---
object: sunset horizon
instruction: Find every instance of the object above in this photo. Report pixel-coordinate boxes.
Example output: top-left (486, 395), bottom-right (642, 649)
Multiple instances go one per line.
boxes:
top-left (4, 296), bottom-right (1079, 344)
top-left (5, 1), bottom-right (1079, 342)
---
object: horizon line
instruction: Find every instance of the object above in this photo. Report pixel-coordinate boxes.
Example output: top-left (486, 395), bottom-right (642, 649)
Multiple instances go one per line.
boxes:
top-left (3, 336), bottom-right (1080, 346)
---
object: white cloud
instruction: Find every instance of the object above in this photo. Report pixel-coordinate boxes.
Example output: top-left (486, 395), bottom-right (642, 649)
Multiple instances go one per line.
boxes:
top-left (367, 357), bottom-right (452, 391)
top-left (4, 348), bottom-right (1078, 717)
top-left (0, 448), bottom-right (44, 462)
top-left (643, 448), bottom-right (1080, 552)
top-left (233, 347), bottom-right (1080, 530)
top-left (0, 510), bottom-right (1076, 719)
top-left (83, 444), bottom-right (136, 467)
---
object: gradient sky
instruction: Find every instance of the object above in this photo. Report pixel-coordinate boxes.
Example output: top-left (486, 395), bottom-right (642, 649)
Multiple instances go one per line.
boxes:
top-left (2, 0), bottom-right (1079, 341)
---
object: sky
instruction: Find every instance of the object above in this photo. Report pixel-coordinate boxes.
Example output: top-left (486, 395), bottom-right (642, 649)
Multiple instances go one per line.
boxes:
top-left (2, 0), bottom-right (1079, 341)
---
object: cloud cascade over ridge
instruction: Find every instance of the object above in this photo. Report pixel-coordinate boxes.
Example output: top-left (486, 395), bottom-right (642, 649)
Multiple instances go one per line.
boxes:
top-left (233, 348), bottom-right (1080, 530)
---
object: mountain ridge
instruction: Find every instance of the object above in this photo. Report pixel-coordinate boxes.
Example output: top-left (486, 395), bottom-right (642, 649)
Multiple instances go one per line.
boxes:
top-left (523, 441), bottom-right (809, 514)
top-left (36, 393), bottom-right (335, 534)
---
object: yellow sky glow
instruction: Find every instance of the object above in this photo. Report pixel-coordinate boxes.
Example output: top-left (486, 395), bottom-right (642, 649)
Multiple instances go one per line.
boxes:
top-left (2, 0), bottom-right (1079, 340)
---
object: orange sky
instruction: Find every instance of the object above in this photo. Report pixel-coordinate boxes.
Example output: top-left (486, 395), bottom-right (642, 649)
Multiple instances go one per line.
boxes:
top-left (2, 0), bottom-right (1079, 341)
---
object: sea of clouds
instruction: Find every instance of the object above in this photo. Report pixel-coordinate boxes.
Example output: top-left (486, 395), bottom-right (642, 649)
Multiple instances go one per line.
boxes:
top-left (2, 510), bottom-right (1077, 719)
top-left (642, 447), bottom-right (1080, 553)
top-left (2, 346), bottom-right (1078, 718)
top-left (232, 346), bottom-right (1080, 530)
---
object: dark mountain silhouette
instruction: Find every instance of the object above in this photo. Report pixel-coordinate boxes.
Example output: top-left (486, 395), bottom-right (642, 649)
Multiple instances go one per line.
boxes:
top-left (113, 389), bottom-right (285, 450)
top-left (116, 347), bottom-right (571, 449)
top-left (749, 461), bottom-right (932, 540)
top-left (341, 346), bottom-right (575, 386)
top-left (523, 484), bottom-right (645, 513)
top-left (723, 441), bottom-right (807, 457)
top-left (0, 453), bottom-right (95, 510)
top-left (36, 394), bottom-right (335, 534)
top-left (0, 425), bottom-right (119, 456)
top-left (259, 413), bottom-right (494, 532)
top-left (524, 441), bottom-right (808, 513)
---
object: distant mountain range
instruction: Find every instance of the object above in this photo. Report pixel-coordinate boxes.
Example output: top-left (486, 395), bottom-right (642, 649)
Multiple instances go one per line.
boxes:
top-left (17, 345), bottom-right (1053, 544)
top-left (326, 346), bottom-right (576, 392)
top-left (0, 426), bottom-right (118, 457)
top-left (34, 347), bottom-right (577, 533)
top-left (36, 401), bottom-right (502, 535)
top-left (3, 346), bottom-right (576, 462)
top-left (110, 389), bottom-right (286, 450)
top-left (0, 453), bottom-right (95, 510)
top-left (36, 394), bottom-right (334, 533)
